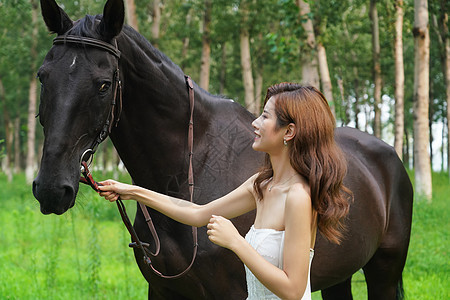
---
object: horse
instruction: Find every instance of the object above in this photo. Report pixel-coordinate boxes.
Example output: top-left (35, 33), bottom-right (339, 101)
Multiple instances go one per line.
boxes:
top-left (33, 0), bottom-right (413, 299)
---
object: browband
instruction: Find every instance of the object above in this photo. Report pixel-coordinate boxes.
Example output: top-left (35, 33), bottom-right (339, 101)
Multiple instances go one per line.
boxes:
top-left (53, 35), bottom-right (121, 58)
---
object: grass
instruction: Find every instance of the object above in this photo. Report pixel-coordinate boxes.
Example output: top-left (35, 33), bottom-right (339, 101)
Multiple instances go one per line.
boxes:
top-left (0, 171), bottom-right (449, 299)
top-left (0, 171), bottom-right (146, 299)
top-left (401, 172), bottom-right (449, 299)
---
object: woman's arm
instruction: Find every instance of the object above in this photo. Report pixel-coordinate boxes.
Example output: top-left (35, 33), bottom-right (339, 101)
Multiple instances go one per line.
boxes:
top-left (207, 184), bottom-right (312, 300)
top-left (98, 174), bottom-right (257, 227)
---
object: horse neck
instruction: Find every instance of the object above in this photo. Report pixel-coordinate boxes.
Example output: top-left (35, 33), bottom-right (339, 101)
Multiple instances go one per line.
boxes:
top-left (119, 27), bottom-right (191, 116)
top-left (111, 28), bottom-right (209, 188)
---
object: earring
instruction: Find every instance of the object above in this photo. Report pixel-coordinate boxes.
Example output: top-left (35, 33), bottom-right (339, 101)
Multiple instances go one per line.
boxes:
top-left (283, 138), bottom-right (288, 146)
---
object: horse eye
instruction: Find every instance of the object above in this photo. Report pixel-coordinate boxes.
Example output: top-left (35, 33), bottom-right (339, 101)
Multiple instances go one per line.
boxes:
top-left (99, 82), bottom-right (111, 93)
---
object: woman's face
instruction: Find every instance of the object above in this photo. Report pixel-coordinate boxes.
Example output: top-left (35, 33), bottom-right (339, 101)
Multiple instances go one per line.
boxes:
top-left (251, 96), bottom-right (286, 153)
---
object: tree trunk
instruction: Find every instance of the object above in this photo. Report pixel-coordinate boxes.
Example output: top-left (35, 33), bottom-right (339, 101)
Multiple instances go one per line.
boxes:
top-left (342, 15), bottom-right (361, 129)
top-left (151, 0), bottom-right (161, 48)
top-left (297, 0), bottom-right (319, 88)
top-left (0, 77), bottom-right (12, 182)
top-left (353, 66), bottom-right (361, 130)
top-left (370, 0), bottom-right (382, 139)
top-left (413, 0), bottom-right (432, 201)
top-left (442, 118), bottom-right (446, 172)
top-left (13, 117), bottom-right (21, 173)
top-left (317, 42), bottom-right (335, 116)
top-left (4, 120), bottom-right (13, 182)
top-left (219, 42), bottom-right (227, 95)
top-left (394, 0), bottom-right (405, 160)
top-left (447, 38), bottom-right (450, 176)
top-left (240, 28), bottom-right (255, 114)
top-left (199, 0), bottom-right (212, 91)
top-left (432, 0), bottom-right (449, 175)
top-left (240, 2), bottom-right (256, 115)
top-left (26, 76), bottom-right (38, 183)
top-left (404, 127), bottom-right (410, 168)
top-left (26, 0), bottom-right (39, 183)
top-left (124, 0), bottom-right (139, 31)
top-left (181, 7), bottom-right (192, 71)
top-left (337, 78), bottom-right (350, 125)
top-left (254, 66), bottom-right (263, 115)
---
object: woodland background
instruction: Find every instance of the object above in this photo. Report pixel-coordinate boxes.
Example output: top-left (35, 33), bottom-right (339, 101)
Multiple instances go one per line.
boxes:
top-left (0, 1), bottom-right (449, 299)
top-left (0, 0), bottom-right (449, 202)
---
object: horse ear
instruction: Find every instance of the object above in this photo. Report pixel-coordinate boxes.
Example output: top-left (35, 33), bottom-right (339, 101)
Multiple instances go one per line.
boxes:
top-left (40, 0), bottom-right (73, 35)
top-left (99, 0), bottom-right (125, 40)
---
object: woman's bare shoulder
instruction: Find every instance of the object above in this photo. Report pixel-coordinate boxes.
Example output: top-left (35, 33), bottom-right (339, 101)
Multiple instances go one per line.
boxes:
top-left (285, 182), bottom-right (312, 212)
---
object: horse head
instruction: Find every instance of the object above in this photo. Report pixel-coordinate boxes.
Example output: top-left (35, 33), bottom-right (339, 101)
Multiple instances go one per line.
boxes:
top-left (33, 0), bottom-right (125, 214)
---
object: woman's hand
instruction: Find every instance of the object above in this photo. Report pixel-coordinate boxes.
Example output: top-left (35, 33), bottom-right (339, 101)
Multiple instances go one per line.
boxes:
top-left (98, 179), bottom-right (134, 202)
top-left (207, 215), bottom-right (243, 251)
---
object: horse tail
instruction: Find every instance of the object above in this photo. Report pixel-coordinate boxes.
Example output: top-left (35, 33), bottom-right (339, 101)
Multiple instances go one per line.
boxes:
top-left (396, 275), bottom-right (405, 300)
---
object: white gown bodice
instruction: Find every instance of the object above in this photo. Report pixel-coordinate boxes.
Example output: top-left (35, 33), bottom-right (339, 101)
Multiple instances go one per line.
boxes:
top-left (244, 225), bottom-right (314, 300)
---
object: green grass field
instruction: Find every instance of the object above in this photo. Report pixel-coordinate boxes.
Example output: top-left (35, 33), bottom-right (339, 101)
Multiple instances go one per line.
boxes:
top-left (0, 171), bottom-right (448, 299)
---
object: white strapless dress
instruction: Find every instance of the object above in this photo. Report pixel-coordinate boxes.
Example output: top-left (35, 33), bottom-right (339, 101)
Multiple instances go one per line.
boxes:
top-left (244, 225), bottom-right (314, 300)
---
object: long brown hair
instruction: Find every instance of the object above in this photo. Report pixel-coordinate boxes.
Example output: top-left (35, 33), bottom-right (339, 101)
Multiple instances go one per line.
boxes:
top-left (253, 83), bottom-right (351, 244)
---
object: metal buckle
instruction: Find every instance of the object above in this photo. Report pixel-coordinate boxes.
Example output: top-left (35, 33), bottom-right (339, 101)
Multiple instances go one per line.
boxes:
top-left (79, 148), bottom-right (94, 172)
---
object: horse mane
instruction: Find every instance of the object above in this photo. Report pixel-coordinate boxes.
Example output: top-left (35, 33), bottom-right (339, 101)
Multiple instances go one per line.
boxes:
top-left (66, 14), bottom-right (236, 107)
top-left (66, 14), bottom-right (168, 66)
top-left (67, 14), bottom-right (103, 38)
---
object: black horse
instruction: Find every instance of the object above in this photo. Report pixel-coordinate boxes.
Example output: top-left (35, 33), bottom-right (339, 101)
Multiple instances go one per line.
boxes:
top-left (33, 0), bottom-right (413, 299)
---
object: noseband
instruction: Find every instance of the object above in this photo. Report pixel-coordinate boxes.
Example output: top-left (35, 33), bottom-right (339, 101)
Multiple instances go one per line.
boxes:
top-left (54, 35), bottom-right (197, 279)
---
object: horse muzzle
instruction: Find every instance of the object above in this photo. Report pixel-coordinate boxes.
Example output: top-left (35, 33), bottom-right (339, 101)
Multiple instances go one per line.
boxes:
top-left (32, 174), bottom-right (77, 215)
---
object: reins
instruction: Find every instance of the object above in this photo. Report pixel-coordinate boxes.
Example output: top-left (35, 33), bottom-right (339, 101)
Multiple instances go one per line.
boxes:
top-left (56, 35), bottom-right (198, 279)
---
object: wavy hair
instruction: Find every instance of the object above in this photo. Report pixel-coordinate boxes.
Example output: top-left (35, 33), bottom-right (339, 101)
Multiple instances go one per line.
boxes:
top-left (253, 83), bottom-right (351, 244)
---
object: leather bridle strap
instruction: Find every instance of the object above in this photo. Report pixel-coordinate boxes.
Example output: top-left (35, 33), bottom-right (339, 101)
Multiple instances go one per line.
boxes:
top-left (53, 35), bottom-right (121, 58)
top-left (54, 35), bottom-right (123, 160)
top-left (68, 32), bottom-right (197, 278)
top-left (80, 162), bottom-right (151, 264)
top-left (80, 75), bottom-right (198, 279)
top-left (135, 75), bottom-right (198, 279)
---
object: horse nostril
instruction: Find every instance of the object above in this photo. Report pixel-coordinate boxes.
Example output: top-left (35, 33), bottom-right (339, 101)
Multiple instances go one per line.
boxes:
top-left (62, 185), bottom-right (76, 209)
top-left (32, 180), bottom-right (39, 199)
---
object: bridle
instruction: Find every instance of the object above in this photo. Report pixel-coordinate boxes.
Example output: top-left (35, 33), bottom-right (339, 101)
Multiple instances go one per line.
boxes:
top-left (53, 35), bottom-right (198, 279)
top-left (54, 35), bottom-right (123, 164)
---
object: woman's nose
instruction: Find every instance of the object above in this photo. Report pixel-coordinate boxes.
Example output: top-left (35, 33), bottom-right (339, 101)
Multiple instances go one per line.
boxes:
top-left (251, 117), bottom-right (259, 129)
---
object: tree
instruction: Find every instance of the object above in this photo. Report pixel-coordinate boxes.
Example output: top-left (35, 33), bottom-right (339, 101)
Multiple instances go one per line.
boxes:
top-left (310, 0), bottom-right (339, 116)
top-left (125, 0), bottom-right (139, 31)
top-left (370, 0), bottom-right (382, 138)
top-left (297, 0), bottom-right (319, 87)
top-left (239, 0), bottom-right (256, 115)
top-left (413, 0), bottom-right (432, 200)
top-left (0, 77), bottom-right (12, 182)
top-left (199, 0), bottom-right (212, 91)
top-left (394, 0), bottom-right (405, 160)
top-left (25, 0), bottom-right (39, 183)
top-left (430, 0), bottom-right (449, 175)
top-left (152, 0), bottom-right (161, 48)
top-left (0, 0), bottom-right (34, 181)
top-left (317, 42), bottom-right (334, 115)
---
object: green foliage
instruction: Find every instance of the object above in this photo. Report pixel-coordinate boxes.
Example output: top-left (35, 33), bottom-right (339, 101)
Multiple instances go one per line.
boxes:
top-left (0, 0), bottom-right (448, 173)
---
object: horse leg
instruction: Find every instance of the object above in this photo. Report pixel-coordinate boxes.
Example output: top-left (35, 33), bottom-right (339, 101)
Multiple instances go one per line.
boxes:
top-left (320, 276), bottom-right (353, 300)
top-left (363, 175), bottom-right (411, 300)
top-left (362, 247), bottom-right (405, 300)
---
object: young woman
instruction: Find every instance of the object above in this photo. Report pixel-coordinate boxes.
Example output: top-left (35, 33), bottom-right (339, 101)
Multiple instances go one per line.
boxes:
top-left (99, 83), bottom-right (350, 300)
